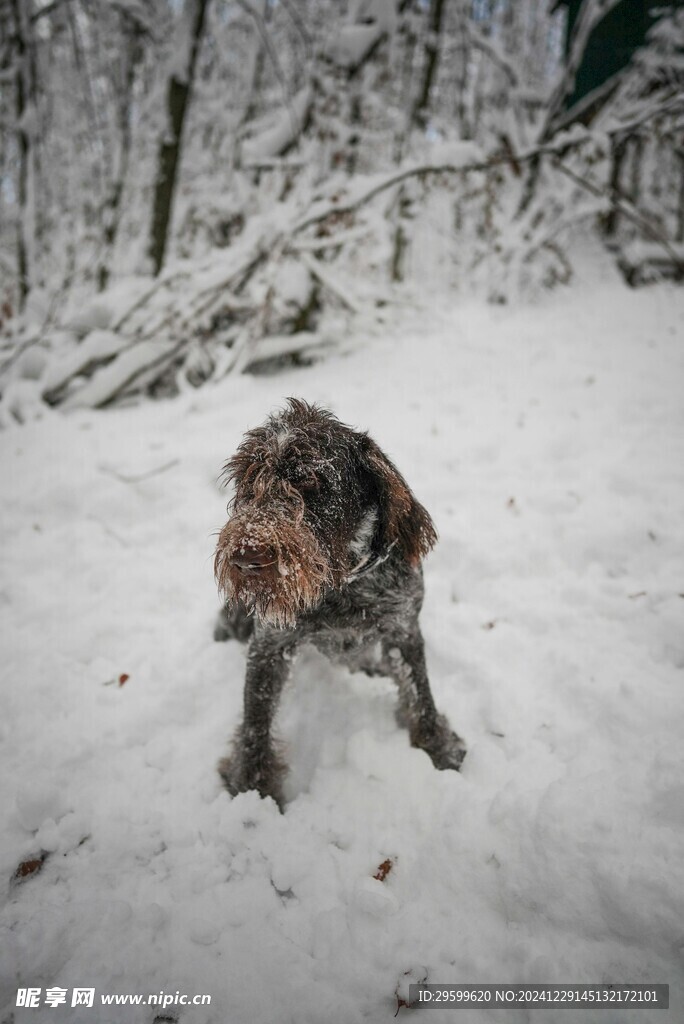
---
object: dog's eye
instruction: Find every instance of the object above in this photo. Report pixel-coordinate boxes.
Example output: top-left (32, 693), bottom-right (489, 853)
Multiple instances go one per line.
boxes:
top-left (296, 474), bottom-right (319, 492)
top-left (286, 462), bottom-right (323, 493)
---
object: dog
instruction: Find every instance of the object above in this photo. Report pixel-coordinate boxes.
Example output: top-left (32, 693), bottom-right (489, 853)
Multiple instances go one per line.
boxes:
top-left (214, 398), bottom-right (465, 807)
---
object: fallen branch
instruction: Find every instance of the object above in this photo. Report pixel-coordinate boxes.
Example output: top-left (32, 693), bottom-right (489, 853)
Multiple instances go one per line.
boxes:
top-left (291, 139), bottom-right (587, 234)
top-left (243, 330), bottom-right (330, 370)
top-left (551, 157), bottom-right (684, 269)
top-left (292, 118), bottom-right (683, 271)
top-left (0, 333), bottom-right (41, 381)
top-left (290, 225), bottom-right (373, 252)
top-left (297, 252), bottom-right (362, 313)
top-left (63, 339), bottom-right (184, 409)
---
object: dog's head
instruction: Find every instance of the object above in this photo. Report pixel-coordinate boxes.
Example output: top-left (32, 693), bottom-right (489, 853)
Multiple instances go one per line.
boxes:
top-left (214, 398), bottom-right (436, 627)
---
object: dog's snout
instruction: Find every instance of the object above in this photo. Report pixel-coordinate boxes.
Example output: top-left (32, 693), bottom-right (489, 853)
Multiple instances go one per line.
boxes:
top-left (230, 545), bottom-right (274, 573)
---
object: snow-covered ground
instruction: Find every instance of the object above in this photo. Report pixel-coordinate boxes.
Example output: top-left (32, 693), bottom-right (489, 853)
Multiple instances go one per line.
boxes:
top-left (1, 281), bottom-right (683, 1023)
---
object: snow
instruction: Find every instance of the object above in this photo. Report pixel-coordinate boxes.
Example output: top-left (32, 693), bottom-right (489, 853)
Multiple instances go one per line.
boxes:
top-left (328, 0), bottom-right (398, 69)
top-left (242, 87), bottom-right (313, 164)
top-left (1, 281), bottom-right (684, 1022)
top-left (64, 302), bottom-right (115, 340)
top-left (42, 330), bottom-right (130, 397)
top-left (272, 258), bottom-right (312, 310)
top-left (327, 25), bottom-right (383, 70)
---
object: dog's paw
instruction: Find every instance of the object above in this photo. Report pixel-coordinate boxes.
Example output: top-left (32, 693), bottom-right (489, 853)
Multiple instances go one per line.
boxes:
top-left (419, 716), bottom-right (467, 772)
top-left (217, 756), bottom-right (285, 810)
top-left (431, 731), bottom-right (467, 772)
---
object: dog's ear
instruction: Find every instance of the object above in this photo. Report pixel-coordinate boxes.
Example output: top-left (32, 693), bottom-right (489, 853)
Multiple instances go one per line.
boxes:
top-left (358, 435), bottom-right (437, 566)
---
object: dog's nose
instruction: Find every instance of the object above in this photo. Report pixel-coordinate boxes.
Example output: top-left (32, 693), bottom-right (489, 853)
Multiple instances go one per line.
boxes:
top-left (230, 545), bottom-right (274, 573)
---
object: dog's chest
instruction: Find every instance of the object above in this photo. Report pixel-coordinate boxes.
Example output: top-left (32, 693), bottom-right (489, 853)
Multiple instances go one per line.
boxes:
top-left (301, 580), bottom-right (413, 672)
top-left (310, 614), bottom-right (382, 671)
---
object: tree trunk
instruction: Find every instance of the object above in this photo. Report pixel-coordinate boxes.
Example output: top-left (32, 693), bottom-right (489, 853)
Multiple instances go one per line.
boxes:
top-left (10, 0), bottom-right (32, 311)
top-left (148, 0), bottom-right (210, 277)
top-left (98, 15), bottom-right (142, 291)
top-left (413, 0), bottom-right (446, 128)
top-left (454, 5), bottom-right (471, 140)
top-left (239, 0), bottom-right (268, 131)
top-left (603, 134), bottom-right (628, 237)
top-left (677, 150), bottom-right (684, 244)
top-left (392, 6), bottom-right (418, 164)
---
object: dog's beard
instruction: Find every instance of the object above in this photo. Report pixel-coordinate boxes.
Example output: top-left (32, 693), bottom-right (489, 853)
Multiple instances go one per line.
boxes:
top-left (214, 507), bottom-right (332, 628)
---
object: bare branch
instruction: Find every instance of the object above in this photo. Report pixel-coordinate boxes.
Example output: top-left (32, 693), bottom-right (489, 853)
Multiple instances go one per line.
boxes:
top-left (467, 22), bottom-right (518, 89)
top-left (279, 0), bottom-right (312, 59)
top-left (541, 0), bottom-right (624, 141)
top-left (30, 0), bottom-right (78, 24)
top-left (235, 0), bottom-right (300, 149)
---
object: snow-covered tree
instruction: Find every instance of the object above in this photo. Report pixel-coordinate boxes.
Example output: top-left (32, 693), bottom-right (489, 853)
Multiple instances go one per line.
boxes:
top-left (0, 0), bottom-right (682, 418)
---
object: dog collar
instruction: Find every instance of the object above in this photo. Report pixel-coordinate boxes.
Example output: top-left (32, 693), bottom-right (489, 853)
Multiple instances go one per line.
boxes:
top-left (344, 541), bottom-right (396, 584)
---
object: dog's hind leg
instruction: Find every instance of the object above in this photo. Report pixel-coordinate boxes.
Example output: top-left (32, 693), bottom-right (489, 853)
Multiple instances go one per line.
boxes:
top-left (383, 628), bottom-right (466, 771)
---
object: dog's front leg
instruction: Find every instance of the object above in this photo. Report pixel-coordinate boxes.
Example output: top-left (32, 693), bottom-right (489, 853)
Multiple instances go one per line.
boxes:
top-left (219, 630), bottom-right (296, 808)
top-left (384, 629), bottom-right (466, 771)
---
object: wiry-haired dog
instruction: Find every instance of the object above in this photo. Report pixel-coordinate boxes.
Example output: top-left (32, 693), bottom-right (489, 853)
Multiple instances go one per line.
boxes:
top-left (214, 399), bottom-right (466, 808)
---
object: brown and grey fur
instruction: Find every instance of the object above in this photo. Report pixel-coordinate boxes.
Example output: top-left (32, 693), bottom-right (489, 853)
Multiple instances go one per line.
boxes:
top-left (214, 398), bottom-right (466, 808)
